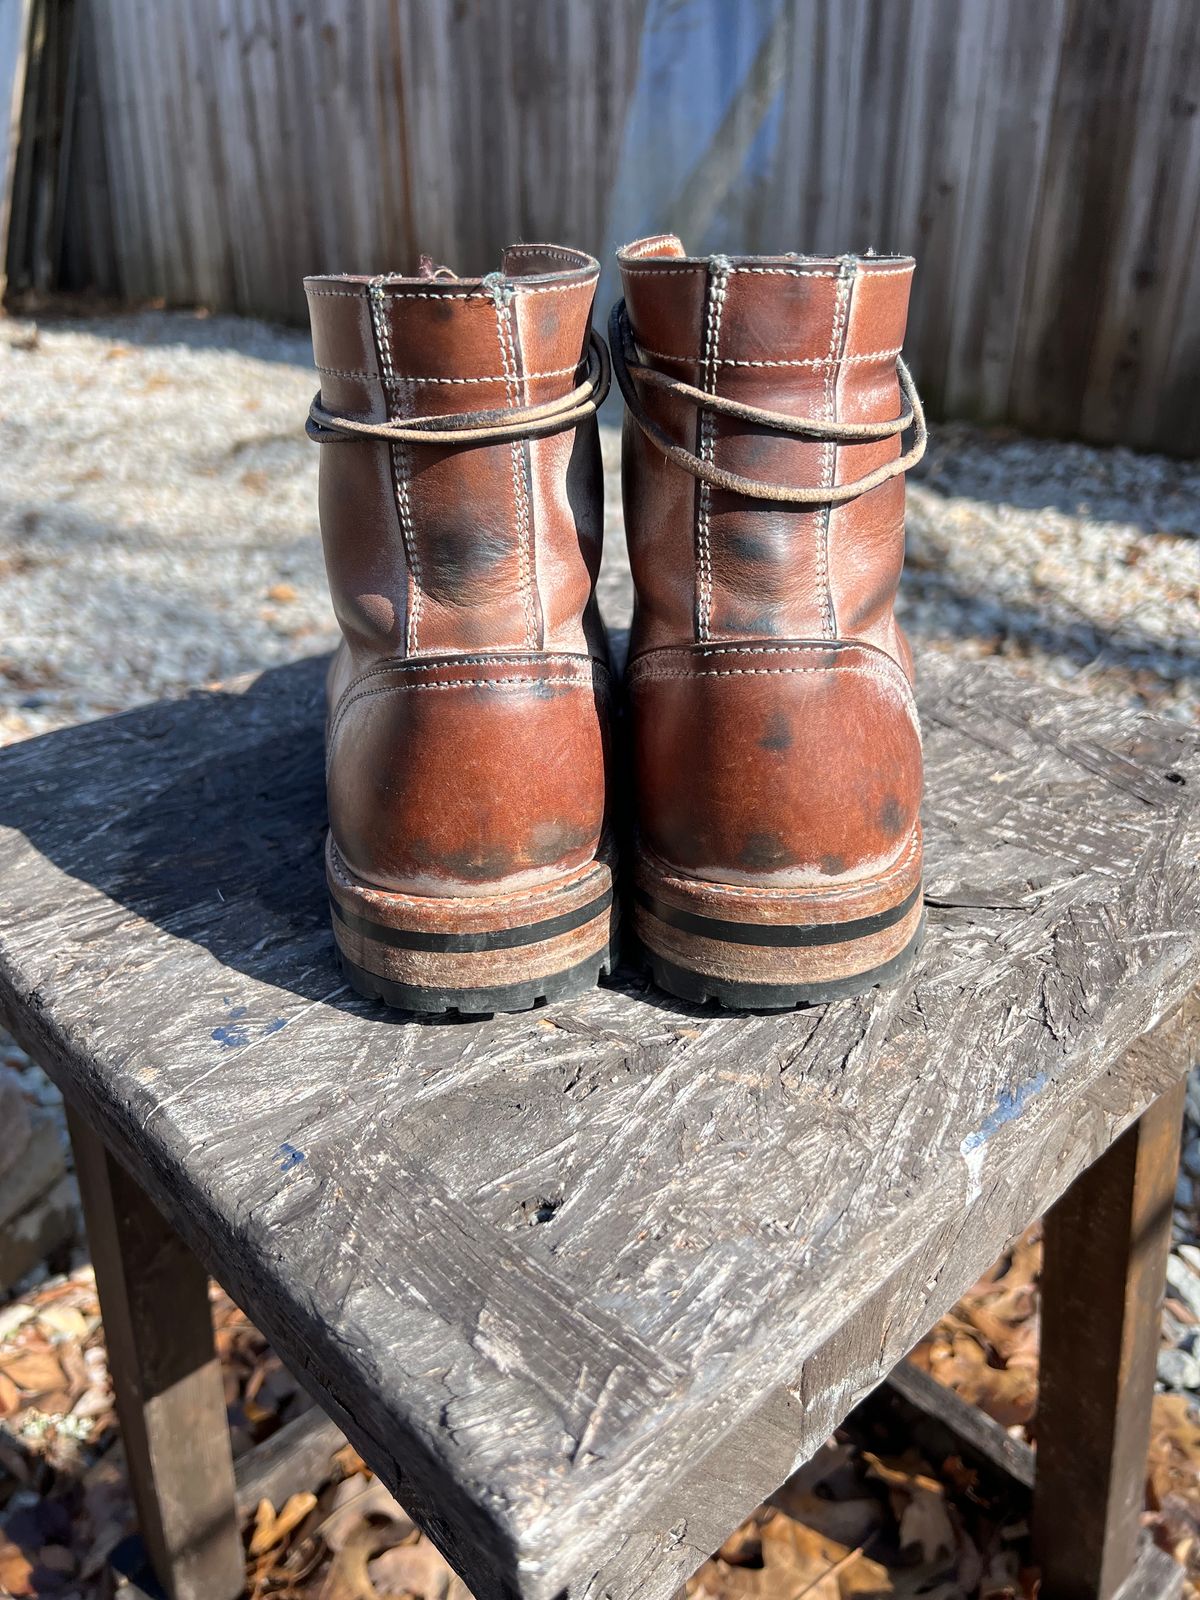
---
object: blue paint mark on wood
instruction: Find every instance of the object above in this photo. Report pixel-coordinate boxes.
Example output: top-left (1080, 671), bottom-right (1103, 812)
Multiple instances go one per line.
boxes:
top-left (212, 1011), bottom-right (287, 1049)
top-left (962, 1072), bottom-right (1049, 1155)
top-left (277, 1143), bottom-right (305, 1173)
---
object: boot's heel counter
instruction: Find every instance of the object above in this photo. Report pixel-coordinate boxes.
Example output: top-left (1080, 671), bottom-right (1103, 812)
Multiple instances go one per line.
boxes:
top-left (327, 654), bottom-right (610, 896)
top-left (629, 641), bottom-right (921, 887)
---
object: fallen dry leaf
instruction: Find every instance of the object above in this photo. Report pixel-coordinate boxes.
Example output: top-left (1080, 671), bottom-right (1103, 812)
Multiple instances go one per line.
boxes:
top-left (1148, 1393), bottom-right (1200, 1512)
top-left (36, 1305), bottom-right (89, 1343)
top-left (897, 1490), bottom-right (955, 1564)
top-left (248, 1491), bottom-right (317, 1557)
top-left (316, 1475), bottom-right (414, 1553)
top-left (1, 1348), bottom-right (65, 1395)
top-left (0, 1366), bottom-right (21, 1416)
top-left (367, 1537), bottom-right (463, 1598)
top-left (864, 1450), bottom-right (956, 1562)
top-left (318, 1521), bottom-right (414, 1600)
top-left (0, 1534), bottom-right (36, 1597)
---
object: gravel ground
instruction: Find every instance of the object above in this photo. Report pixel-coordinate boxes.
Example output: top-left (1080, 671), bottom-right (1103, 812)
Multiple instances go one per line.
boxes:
top-left (1, 307), bottom-right (1198, 1387)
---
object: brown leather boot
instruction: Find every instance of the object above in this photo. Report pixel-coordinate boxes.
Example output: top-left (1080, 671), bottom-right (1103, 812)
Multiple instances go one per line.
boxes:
top-left (304, 246), bottom-right (616, 1014)
top-left (612, 236), bottom-right (927, 1008)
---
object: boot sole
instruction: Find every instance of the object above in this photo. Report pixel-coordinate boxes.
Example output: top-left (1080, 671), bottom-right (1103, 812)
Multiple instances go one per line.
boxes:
top-left (328, 837), bottom-right (617, 1016)
top-left (634, 832), bottom-right (924, 1010)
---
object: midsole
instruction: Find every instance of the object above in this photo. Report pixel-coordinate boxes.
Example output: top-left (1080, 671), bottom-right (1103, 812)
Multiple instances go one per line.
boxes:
top-left (331, 888), bottom-right (614, 953)
top-left (634, 881), bottom-right (922, 949)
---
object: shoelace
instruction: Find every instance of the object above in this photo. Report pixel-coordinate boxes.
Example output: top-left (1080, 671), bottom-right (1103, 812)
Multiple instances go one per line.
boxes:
top-left (307, 328), bottom-right (611, 448)
top-left (609, 298), bottom-right (926, 505)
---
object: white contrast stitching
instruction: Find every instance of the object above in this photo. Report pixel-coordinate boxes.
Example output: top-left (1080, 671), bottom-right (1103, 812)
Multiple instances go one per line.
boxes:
top-left (627, 641), bottom-right (918, 707)
top-left (505, 245), bottom-right (588, 265)
top-left (620, 235), bottom-right (683, 259)
top-left (316, 363), bottom-right (581, 383)
top-left (369, 276), bottom-right (422, 655)
top-left (513, 281), bottom-right (594, 297)
top-left (328, 654), bottom-right (609, 743)
top-left (311, 282), bottom-right (599, 300)
top-left (330, 673), bottom-right (596, 749)
top-left (635, 345), bottom-right (903, 368)
top-left (492, 291), bottom-right (538, 649)
top-left (697, 259), bottom-right (728, 643)
top-left (621, 262), bottom-right (911, 279)
top-left (630, 663), bottom-right (907, 686)
top-left (728, 267), bottom-right (837, 278)
top-left (817, 266), bottom-right (852, 638)
top-left (340, 652), bottom-right (610, 695)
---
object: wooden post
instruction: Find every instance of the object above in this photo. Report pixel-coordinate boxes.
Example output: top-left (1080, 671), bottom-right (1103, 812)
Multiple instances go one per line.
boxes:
top-left (68, 1107), bottom-right (244, 1600)
top-left (1033, 1080), bottom-right (1186, 1600)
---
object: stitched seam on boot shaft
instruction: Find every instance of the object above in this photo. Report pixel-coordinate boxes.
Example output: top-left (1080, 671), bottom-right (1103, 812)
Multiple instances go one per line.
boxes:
top-left (349, 651), bottom-right (607, 677)
top-left (315, 362), bottom-right (583, 383)
top-left (328, 671), bottom-right (601, 750)
top-left (630, 639), bottom-right (908, 665)
top-left (368, 278), bottom-right (422, 656)
top-left (327, 652), bottom-right (610, 743)
top-left (630, 662), bottom-right (909, 690)
top-left (632, 346), bottom-right (903, 369)
top-left (697, 258), bottom-right (729, 643)
top-left (817, 264), bottom-right (853, 639)
top-left (334, 651), bottom-right (611, 706)
top-left (492, 289), bottom-right (538, 651)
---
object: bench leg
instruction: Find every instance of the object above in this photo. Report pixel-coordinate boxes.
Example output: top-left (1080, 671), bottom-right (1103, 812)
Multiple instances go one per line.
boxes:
top-left (1032, 1079), bottom-right (1186, 1600)
top-left (68, 1107), bottom-right (244, 1600)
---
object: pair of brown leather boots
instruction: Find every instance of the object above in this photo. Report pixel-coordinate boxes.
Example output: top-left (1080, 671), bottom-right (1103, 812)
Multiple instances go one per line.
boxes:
top-left (304, 237), bottom-right (926, 1015)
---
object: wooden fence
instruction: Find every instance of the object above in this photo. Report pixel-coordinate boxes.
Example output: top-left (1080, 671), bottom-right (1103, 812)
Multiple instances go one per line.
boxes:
top-left (43, 0), bottom-right (1200, 453)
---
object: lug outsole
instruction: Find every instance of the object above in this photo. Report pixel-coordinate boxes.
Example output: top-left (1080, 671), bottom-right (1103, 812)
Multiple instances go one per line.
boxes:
top-left (339, 945), bottom-right (617, 1017)
top-left (644, 912), bottom-right (925, 1011)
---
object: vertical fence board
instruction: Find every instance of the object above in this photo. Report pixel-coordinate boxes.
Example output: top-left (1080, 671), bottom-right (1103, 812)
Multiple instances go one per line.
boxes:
top-left (50, 0), bottom-right (1200, 454)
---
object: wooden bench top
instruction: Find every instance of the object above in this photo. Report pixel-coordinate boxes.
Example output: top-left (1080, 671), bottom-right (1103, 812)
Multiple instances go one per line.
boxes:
top-left (1, 650), bottom-right (1198, 1600)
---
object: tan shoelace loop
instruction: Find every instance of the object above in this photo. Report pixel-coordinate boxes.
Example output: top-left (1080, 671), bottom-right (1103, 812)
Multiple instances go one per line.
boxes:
top-left (609, 299), bottom-right (926, 505)
top-left (307, 327), bottom-right (611, 448)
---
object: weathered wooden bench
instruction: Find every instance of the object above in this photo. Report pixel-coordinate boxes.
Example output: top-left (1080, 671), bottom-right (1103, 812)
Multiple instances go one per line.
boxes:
top-left (0, 649), bottom-right (1197, 1600)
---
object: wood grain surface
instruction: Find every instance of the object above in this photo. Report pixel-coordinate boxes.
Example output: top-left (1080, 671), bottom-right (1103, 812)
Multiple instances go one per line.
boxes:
top-left (0, 648), bottom-right (1197, 1600)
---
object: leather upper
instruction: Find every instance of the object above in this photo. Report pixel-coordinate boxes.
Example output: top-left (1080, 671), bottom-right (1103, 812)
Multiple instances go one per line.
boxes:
top-left (306, 247), bottom-right (610, 896)
top-left (618, 236), bottom-right (922, 889)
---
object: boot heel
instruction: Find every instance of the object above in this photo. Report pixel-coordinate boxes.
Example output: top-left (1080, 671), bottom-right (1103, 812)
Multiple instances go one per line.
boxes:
top-left (328, 838), bottom-right (618, 1015)
top-left (634, 836), bottom-right (924, 1010)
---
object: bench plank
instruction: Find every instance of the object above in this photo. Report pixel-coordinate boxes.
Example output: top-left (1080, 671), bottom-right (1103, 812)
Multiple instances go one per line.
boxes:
top-left (1, 651), bottom-right (1198, 1599)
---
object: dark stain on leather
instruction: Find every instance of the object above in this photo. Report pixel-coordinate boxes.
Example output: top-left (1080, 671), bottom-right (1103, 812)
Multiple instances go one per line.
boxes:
top-left (844, 564), bottom-right (901, 632)
top-left (879, 794), bottom-right (907, 837)
top-left (527, 818), bottom-right (597, 862)
top-left (821, 853), bottom-right (846, 877)
top-left (723, 607), bottom-right (787, 638)
top-left (739, 831), bottom-right (791, 870)
top-left (406, 838), bottom-right (520, 881)
top-left (426, 531), bottom-right (511, 587)
top-left (759, 711), bottom-right (793, 751)
top-left (726, 531), bottom-right (773, 564)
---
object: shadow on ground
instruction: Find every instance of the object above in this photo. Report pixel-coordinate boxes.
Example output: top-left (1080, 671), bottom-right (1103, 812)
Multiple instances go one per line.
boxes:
top-left (0, 655), bottom-right (664, 1026)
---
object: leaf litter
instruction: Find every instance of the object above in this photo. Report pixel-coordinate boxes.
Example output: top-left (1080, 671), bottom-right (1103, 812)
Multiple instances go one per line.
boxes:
top-left (0, 1225), bottom-right (1196, 1599)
